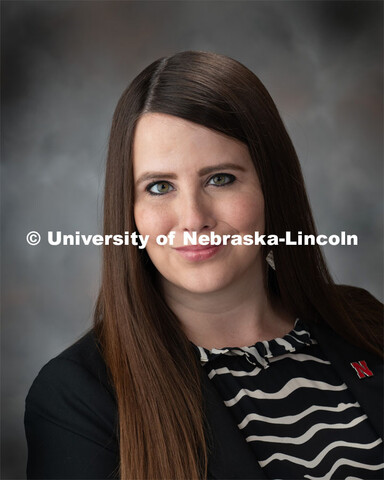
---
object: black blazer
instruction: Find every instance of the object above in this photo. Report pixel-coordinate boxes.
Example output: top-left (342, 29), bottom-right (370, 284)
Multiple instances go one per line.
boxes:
top-left (25, 321), bottom-right (383, 480)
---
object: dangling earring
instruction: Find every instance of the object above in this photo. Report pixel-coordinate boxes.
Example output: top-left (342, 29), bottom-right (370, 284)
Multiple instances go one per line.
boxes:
top-left (266, 250), bottom-right (276, 271)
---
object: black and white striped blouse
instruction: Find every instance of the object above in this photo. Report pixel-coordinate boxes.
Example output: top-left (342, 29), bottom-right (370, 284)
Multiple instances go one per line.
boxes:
top-left (194, 318), bottom-right (384, 479)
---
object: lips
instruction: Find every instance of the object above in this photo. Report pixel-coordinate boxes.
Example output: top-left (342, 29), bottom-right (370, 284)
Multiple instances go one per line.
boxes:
top-left (174, 244), bottom-right (224, 262)
top-left (175, 244), bottom-right (220, 251)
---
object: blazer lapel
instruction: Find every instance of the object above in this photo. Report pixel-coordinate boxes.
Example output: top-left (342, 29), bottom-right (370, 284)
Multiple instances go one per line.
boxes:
top-left (307, 321), bottom-right (384, 439)
top-left (201, 370), bottom-right (268, 480)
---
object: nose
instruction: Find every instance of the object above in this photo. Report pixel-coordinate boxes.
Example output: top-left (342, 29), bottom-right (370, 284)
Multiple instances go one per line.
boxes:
top-left (177, 191), bottom-right (216, 233)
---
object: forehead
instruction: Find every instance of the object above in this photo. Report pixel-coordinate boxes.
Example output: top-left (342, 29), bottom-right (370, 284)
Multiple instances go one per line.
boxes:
top-left (132, 113), bottom-right (252, 173)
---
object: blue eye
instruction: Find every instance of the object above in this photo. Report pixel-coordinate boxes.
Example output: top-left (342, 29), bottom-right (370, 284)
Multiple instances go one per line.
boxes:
top-left (208, 173), bottom-right (236, 186)
top-left (147, 181), bottom-right (174, 195)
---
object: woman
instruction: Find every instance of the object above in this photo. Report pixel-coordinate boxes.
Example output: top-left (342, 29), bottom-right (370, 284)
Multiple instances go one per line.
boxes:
top-left (25, 51), bottom-right (383, 480)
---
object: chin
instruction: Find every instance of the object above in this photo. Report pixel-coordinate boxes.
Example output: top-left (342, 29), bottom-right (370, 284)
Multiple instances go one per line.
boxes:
top-left (157, 255), bottom-right (262, 295)
top-left (173, 271), bottom-right (237, 295)
top-left (180, 282), bottom-right (228, 295)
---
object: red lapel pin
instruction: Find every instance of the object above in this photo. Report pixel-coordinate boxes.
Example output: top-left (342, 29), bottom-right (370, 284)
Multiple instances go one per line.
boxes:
top-left (350, 360), bottom-right (374, 379)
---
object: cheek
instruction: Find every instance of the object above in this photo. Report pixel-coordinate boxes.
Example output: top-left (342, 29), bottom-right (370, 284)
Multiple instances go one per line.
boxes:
top-left (221, 193), bottom-right (265, 231)
top-left (134, 203), bottom-right (175, 237)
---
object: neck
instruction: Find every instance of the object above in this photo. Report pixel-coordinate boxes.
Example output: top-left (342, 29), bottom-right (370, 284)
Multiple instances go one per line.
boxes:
top-left (162, 268), bottom-right (295, 349)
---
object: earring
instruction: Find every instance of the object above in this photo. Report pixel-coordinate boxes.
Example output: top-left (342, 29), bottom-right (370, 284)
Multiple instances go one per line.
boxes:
top-left (266, 250), bottom-right (276, 270)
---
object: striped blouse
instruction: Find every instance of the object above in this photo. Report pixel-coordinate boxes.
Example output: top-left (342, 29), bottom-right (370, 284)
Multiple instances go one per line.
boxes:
top-left (194, 318), bottom-right (384, 479)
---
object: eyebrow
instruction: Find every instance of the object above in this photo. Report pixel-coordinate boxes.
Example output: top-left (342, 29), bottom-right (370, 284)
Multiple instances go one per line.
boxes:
top-left (135, 162), bottom-right (247, 186)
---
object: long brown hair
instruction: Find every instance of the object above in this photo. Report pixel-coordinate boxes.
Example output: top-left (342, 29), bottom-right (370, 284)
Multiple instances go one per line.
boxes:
top-left (94, 51), bottom-right (383, 479)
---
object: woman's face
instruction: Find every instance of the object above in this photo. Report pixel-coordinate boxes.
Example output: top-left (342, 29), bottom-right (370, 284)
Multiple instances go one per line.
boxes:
top-left (133, 113), bottom-right (265, 295)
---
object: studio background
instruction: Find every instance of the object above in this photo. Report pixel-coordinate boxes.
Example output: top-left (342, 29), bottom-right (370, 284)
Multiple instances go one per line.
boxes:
top-left (1, 1), bottom-right (383, 478)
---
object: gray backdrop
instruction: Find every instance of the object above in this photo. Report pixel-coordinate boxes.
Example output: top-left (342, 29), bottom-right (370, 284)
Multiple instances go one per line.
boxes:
top-left (2, 1), bottom-right (383, 478)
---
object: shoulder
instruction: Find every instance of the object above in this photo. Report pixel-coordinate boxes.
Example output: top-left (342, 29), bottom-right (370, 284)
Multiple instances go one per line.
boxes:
top-left (27, 328), bottom-right (115, 398)
top-left (25, 329), bottom-right (117, 449)
top-left (336, 284), bottom-right (383, 316)
top-left (306, 284), bottom-right (383, 365)
top-left (329, 285), bottom-right (383, 353)
top-left (25, 331), bottom-right (119, 478)
top-left (303, 285), bottom-right (383, 363)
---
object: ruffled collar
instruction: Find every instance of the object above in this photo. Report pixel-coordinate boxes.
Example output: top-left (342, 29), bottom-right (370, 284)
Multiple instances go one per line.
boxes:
top-left (193, 318), bottom-right (314, 369)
